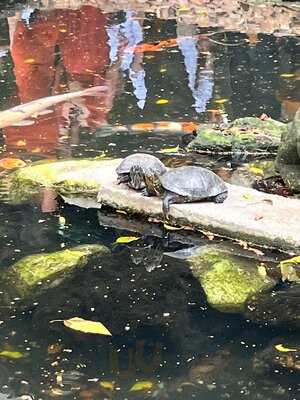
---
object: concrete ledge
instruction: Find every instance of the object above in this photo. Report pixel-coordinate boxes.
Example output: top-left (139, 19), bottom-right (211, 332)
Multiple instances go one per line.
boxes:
top-left (63, 160), bottom-right (300, 252)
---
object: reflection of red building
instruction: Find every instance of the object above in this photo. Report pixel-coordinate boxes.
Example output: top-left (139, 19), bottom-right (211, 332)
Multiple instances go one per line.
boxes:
top-left (4, 6), bottom-right (113, 158)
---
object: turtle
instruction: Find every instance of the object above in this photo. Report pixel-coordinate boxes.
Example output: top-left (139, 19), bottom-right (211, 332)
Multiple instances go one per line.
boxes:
top-left (116, 153), bottom-right (166, 193)
top-left (130, 165), bottom-right (228, 218)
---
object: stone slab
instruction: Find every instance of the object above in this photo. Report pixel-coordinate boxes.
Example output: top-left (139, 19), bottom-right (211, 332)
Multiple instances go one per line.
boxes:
top-left (62, 159), bottom-right (300, 253)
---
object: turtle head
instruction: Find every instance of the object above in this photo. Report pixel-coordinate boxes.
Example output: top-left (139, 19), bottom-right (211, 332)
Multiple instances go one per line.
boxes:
top-left (130, 165), bottom-right (163, 196)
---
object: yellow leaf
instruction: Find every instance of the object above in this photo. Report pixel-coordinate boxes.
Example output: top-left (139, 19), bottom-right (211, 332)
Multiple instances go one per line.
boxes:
top-left (130, 381), bottom-right (154, 392)
top-left (249, 166), bottom-right (264, 175)
top-left (116, 209), bottom-right (127, 215)
top-left (214, 98), bottom-right (229, 104)
top-left (274, 344), bottom-right (298, 353)
top-left (0, 350), bottom-right (24, 359)
top-left (99, 381), bottom-right (115, 390)
top-left (280, 256), bottom-right (300, 267)
top-left (242, 193), bottom-right (253, 200)
top-left (24, 58), bottom-right (36, 64)
top-left (163, 223), bottom-right (183, 231)
top-left (63, 317), bottom-right (112, 336)
top-left (257, 265), bottom-right (267, 278)
top-left (115, 236), bottom-right (140, 244)
top-left (160, 68), bottom-right (167, 73)
top-left (156, 99), bottom-right (169, 105)
top-left (158, 145), bottom-right (179, 154)
top-left (280, 73), bottom-right (295, 79)
top-left (59, 28), bottom-right (67, 33)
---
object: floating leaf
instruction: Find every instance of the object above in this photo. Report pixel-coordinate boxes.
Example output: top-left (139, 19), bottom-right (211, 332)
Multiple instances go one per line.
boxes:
top-left (24, 58), bottom-right (36, 64)
top-left (280, 256), bottom-right (300, 267)
top-left (62, 317), bottom-right (112, 336)
top-left (160, 68), bottom-right (167, 73)
top-left (158, 145), bottom-right (179, 154)
top-left (156, 99), bottom-right (169, 105)
top-left (115, 236), bottom-right (140, 244)
top-left (280, 73), bottom-right (295, 79)
top-left (163, 223), bottom-right (183, 231)
top-left (0, 158), bottom-right (26, 170)
top-left (214, 98), bottom-right (229, 104)
top-left (275, 344), bottom-right (298, 352)
top-left (0, 350), bottom-right (25, 359)
top-left (249, 166), bottom-right (264, 175)
top-left (130, 381), bottom-right (154, 392)
top-left (99, 381), bottom-right (115, 390)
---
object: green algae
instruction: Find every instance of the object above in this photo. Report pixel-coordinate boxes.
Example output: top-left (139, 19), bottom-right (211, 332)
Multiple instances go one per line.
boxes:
top-left (187, 246), bottom-right (276, 312)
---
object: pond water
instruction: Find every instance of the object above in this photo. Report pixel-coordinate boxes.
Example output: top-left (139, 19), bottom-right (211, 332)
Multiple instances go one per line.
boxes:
top-left (0, 1), bottom-right (299, 399)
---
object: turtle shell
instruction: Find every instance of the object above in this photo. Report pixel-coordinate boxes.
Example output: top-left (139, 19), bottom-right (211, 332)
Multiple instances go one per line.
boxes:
top-left (116, 153), bottom-right (166, 175)
top-left (159, 166), bottom-right (227, 199)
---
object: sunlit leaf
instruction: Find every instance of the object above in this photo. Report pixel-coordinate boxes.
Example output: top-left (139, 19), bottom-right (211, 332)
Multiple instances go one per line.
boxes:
top-left (249, 166), bottom-right (264, 175)
top-left (242, 193), bottom-right (253, 200)
top-left (280, 256), bottom-right (300, 267)
top-left (99, 381), bottom-right (115, 390)
top-left (24, 58), bottom-right (36, 64)
top-left (163, 223), bottom-right (183, 231)
top-left (156, 99), bottom-right (169, 105)
top-left (130, 381), bottom-right (154, 392)
top-left (280, 73), bottom-right (295, 79)
top-left (62, 317), bottom-right (112, 336)
top-left (115, 236), bottom-right (140, 244)
top-left (160, 68), bottom-right (167, 73)
top-left (275, 344), bottom-right (298, 352)
top-left (49, 388), bottom-right (66, 397)
top-left (59, 28), bottom-right (67, 33)
top-left (214, 98), bottom-right (229, 104)
top-left (158, 145), bottom-right (179, 154)
top-left (0, 350), bottom-right (25, 359)
top-left (0, 158), bottom-right (26, 170)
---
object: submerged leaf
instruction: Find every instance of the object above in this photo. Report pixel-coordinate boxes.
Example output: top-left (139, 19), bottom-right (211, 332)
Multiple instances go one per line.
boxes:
top-left (130, 381), bottom-right (154, 391)
top-left (156, 99), bottom-right (169, 105)
top-left (63, 317), bottom-right (112, 336)
top-left (115, 236), bottom-right (140, 244)
top-left (275, 344), bottom-right (298, 352)
top-left (158, 145), bottom-right (179, 154)
top-left (280, 73), bottom-right (295, 79)
top-left (0, 350), bottom-right (25, 359)
top-left (99, 381), bottom-right (115, 390)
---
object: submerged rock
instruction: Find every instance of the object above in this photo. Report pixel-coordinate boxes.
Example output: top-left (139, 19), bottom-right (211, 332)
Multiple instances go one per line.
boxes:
top-left (1, 244), bottom-right (109, 301)
top-left (245, 284), bottom-right (300, 328)
top-left (275, 110), bottom-right (300, 192)
top-left (6, 158), bottom-right (115, 204)
top-left (167, 245), bottom-right (276, 312)
top-left (187, 117), bottom-right (285, 155)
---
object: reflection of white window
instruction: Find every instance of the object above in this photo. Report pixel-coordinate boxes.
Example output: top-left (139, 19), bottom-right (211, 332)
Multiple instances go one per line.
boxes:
top-left (21, 7), bottom-right (35, 25)
top-left (106, 11), bottom-right (147, 110)
top-left (178, 35), bottom-right (214, 113)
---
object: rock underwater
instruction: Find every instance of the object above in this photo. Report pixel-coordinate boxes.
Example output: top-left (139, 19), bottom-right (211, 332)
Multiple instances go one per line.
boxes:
top-left (165, 245), bottom-right (276, 313)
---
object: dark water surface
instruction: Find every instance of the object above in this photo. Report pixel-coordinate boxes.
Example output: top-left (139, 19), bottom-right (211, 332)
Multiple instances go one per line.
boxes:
top-left (0, 1), bottom-right (299, 399)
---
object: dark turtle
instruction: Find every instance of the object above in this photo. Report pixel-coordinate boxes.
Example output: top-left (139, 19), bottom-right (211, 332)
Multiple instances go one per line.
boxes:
top-left (130, 165), bottom-right (228, 218)
top-left (116, 153), bottom-right (166, 193)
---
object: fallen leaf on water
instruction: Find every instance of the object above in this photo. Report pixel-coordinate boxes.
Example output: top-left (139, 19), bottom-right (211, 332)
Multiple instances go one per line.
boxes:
top-left (130, 381), bottom-right (154, 392)
top-left (280, 256), bottom-right (300, 267)
top-left (0, 158), bottom-right (26, 170)
top-left (52, 317), bottom-right (112, 336)
top-left (24, 58), bottom-right (36, 64)
top-left (0, 350), bottom-right (25, 359)
top-left (115, 236), bottom-right (140, 244)
top-left (280, 73), bottom-right (295, 79)
top-left (163, 223), bottom-right (183, 231)
top-left (158, 145), bottom-right (179, 154)
top-left (214, 98), bottom-right (229, 104)
top-left (275, 344), bottom-right (298, 352)
top-left (99, 381), bottom-right (115, 390)
top-left (156, 99), bottom-right (169, 105)
top-left (160, 68), bottom-right (167, 73)
top-left (249, 166), bottom-right (264, 175)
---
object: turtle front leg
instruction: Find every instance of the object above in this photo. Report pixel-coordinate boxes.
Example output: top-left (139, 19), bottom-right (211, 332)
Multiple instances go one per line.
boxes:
top-left (141, 187), bottom-right (152, 197)
top-left (162, 192), bottom-right (178, 220)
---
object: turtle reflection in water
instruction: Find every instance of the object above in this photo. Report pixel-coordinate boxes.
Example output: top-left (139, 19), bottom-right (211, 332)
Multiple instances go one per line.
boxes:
top-left (130, 165), bottom-right (228, 218)
top-left (116, 153), bottom-right (166, 193)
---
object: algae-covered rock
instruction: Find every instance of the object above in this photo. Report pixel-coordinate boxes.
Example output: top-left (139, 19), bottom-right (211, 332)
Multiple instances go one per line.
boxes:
top-left (275, 109), bottom-right (300, 192)
top-left (245, 284), bottom-right (300, 328)
top-left (1, 244), bottom-right (110, 300)
top-left (183, 245), bottom-right (276, 312)
top-left (7, 158), bottom-right (114, 204)
top-left (187, 117), bottom-right (286, 155)
top-left (230, 160), bottom-right (276, 187)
